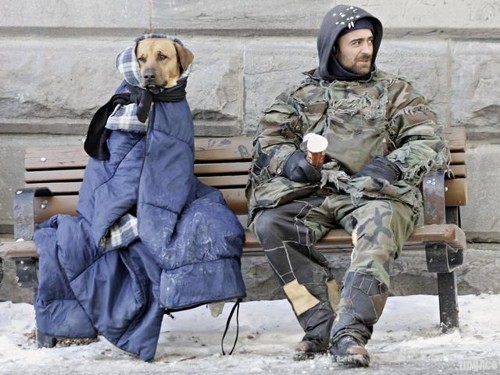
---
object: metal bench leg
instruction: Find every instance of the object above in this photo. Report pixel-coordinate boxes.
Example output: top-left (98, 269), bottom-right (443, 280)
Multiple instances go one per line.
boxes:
top-left (437, 271), bottom-right (459, 332)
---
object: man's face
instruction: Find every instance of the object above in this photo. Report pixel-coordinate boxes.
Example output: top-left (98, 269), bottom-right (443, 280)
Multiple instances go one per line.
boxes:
top-left (336, 29), bottom-right (374, 75)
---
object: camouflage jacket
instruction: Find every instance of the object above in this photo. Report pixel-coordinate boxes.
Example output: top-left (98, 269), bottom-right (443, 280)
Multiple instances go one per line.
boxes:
top-left (246, 68), bottom-right (450, 222)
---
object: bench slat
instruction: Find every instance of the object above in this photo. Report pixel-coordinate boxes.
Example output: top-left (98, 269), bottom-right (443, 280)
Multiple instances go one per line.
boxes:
top-left (444, 178), bottom-right (467, 206)
top-left (28, 188), bottom-right (249, 222)
top-left (25, 169), bottom-right (85, 183)
top-left (25, 152), bottom-right (465, 172)
top-left (1, 223), bottom-right (465, 260)
top-left (195, 162), bottom-right (250, 175)
top-left (25, 182), bottom-right (81, 194)
top-left (244, 224), bottom-right (465, 250)
top-left (194, 137), bottom-right (253, 161)
top-left (449, 165), bottom-right (466, 178)
top-left (26, 175), bottom-right (467, 213)
top-left (197, 175), bottom-right (248, 187)
top-left (24, 134), bottom-right (464, 171)
top-left (450, 152), bottom-right (466, 165)
top-left (24, 137), bottom-right (254, 171)
top-left (25, 147), bottom-right (88, 170)
top-left (25, 162), bottom-right (464, 185)
top-left (444, 126), bottom-right (466, 152)
top-left (25, 162), bottom-right (252, 183)
top-left (25, 177), bottom-right (249, 194)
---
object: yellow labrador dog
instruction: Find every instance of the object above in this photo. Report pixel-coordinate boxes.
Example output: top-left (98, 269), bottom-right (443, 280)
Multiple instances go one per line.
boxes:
top-left (135, 38), bottom-right (194, 91)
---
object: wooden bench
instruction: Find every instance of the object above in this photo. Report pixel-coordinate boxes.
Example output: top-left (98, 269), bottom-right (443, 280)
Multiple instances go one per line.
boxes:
top-left (0, 127), bottom-right (467, 332)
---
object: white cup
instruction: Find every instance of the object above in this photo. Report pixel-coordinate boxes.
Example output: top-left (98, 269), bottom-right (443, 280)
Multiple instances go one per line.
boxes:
top-left (304, 133), bottom-right (328, 167)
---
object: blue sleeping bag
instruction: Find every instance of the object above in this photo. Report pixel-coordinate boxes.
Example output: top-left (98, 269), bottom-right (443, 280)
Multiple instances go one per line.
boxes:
top-left (33, 34), bottom-right (246, 361)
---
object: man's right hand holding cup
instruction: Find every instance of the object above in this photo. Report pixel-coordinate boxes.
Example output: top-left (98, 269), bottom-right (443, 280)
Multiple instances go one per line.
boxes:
top-left (282, 133), bottom-right (328, 184)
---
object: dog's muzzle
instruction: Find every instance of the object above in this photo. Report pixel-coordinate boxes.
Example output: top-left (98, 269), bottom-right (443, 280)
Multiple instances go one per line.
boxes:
top-left (142, 68), bottom-right (165, 93)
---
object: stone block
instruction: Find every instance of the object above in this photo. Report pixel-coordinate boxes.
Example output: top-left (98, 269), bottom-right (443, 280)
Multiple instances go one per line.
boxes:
top-left (185, 38), bottom-right (244, 136)
top-left (243, 38), bottom-right (316, 134)
top-left (152, 0), bottom-right (331, 32)
top-left (377, 40), bottom-right (449, 125)
top-left (0, 0), bottom-right (149, 28)
top-left (458, 246), bottom-right (500, 295)
top-left (450, 41), bottom-right (500, 137)
top-left (150, 0), bottom-right (500, 33)
top-left (460, 143), bottom-right (500, 242)
top-left (0, 39), bottom-right (126, 123)
top-left (0, 37), bottom-right (245, 137)
top-left (338, 0), bottom-right (500, 29)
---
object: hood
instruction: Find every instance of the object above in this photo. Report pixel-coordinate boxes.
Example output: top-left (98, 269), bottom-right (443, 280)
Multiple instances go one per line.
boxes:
top-left (316, 4), bottom-right (383, 82)
top-left (116, 33), bottom-right (191, 89)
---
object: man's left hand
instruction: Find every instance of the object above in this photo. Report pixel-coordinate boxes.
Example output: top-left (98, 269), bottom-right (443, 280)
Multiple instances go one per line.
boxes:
top-left (352, 156), bottom-right (401, 183)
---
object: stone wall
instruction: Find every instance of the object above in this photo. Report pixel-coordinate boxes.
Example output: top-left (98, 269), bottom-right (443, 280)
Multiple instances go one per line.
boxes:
top-left (1, 0), bottom-right (500, 300)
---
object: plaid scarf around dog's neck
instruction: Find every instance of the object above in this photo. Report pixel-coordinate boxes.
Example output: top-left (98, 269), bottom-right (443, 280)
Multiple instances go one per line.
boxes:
top-left (105, 34), bottom-right (191, 133)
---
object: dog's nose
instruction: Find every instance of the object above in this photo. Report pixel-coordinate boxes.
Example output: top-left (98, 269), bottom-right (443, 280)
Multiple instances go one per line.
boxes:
top-left (143, 69), bottom-right (156, 83)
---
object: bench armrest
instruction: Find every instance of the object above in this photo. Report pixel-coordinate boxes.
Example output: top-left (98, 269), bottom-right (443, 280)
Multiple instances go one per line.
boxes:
top-left (13, 187), bottom-right (53, 241)
top-left (422, 171), bottom-right (446, 225)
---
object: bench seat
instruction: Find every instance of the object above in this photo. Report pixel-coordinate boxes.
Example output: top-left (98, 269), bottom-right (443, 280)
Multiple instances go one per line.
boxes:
top-left (0, 126), bottom-right (467, 332)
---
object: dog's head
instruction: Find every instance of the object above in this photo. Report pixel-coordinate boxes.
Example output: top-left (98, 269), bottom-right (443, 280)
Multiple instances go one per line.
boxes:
top-left (135, 38), bottom-right (194, 92)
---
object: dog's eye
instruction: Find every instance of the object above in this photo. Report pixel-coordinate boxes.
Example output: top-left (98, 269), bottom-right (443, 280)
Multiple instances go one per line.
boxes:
top-left (137, 56), bottom-right (146, 63)
top-left (158, 53), bottom-right (168, 61)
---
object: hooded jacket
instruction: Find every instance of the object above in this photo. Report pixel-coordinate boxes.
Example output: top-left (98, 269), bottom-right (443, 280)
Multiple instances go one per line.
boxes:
top-left (316, 4), bottom-right (383, 82)
top-left (33, 35), bottom-right (246, 362)
top-left (246, 5), bottom-right (450, 236)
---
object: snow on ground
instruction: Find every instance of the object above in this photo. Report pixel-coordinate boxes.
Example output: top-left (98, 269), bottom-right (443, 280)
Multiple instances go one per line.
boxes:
top-left (1, 294), bottom-right (500, 374)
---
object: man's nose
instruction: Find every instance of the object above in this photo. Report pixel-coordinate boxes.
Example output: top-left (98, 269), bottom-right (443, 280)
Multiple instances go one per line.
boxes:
top-left (361, 42), bottom-right (372, 54)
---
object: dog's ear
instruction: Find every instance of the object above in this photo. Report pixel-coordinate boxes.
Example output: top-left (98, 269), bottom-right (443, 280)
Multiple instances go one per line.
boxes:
top-left (174, 43), bottom-right (194, 71)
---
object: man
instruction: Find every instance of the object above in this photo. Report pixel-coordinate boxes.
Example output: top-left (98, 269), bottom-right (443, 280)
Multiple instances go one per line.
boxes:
top-left (245, 4), bottom-right (449, 368)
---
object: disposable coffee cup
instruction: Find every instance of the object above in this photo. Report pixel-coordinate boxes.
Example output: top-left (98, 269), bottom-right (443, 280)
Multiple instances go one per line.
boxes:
top-left (304, 133), bottom-right (328, 167)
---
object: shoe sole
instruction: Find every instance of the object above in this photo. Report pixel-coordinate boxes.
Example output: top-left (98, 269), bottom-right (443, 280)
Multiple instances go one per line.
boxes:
top-left (293, 351), bottom-right (327, 361)
top-left (332, 353), bottom-right (370, 367)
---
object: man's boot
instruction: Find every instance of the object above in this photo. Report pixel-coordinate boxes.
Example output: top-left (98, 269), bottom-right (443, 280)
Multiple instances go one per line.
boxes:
top-left (293, 301), bottom-right (335, 361)
top-left (329, 271), bottom-right (389, 367)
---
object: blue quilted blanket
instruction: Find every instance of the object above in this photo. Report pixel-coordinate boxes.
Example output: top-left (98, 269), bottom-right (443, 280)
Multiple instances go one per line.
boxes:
top-left (33, 35), bottom-right (246, 361)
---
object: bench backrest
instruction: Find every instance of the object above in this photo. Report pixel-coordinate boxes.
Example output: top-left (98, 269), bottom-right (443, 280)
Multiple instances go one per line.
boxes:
top-left (23, 128), bottom-right (467, 224)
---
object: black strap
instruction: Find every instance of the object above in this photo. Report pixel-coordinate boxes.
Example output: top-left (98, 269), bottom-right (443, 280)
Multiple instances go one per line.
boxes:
top-left (84, 79), bottom-right (188, 161)
top-left (84, 93), bottom-right (131, 160)
top-left (221, 299), bottom-right (241, 356)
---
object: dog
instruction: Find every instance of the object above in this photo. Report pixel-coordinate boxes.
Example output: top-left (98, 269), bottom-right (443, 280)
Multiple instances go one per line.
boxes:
top-left (135, 38), bottom-right (194, 92)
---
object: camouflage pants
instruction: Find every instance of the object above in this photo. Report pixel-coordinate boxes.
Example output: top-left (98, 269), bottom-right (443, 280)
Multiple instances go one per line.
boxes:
top-left (250, 195), bottom-right (337, 348)
top-left (250, 192), bottom-right (417, 344)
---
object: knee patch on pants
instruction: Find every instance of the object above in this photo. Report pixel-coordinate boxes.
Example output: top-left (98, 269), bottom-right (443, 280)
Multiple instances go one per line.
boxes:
top-left (327, 279), bottom-right (340, 310)
top-left (283, 279), bottom-right (320, 316)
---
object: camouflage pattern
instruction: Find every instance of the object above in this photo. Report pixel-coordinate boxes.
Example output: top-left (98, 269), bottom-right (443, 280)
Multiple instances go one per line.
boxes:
top-left (329, 271), bottom-right (388, 366)
top-left (304, 190), bottom-right (417, 286)
top-left (246, 68), bottom-right (450, 223)
top-left (247, 67), bottom-right (450, 353)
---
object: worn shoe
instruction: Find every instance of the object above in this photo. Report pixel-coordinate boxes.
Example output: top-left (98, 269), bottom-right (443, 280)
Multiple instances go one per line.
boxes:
top-left (329, 335), bottom-right (370, 367)
top-left (293, 339), bottom-right (328, 361)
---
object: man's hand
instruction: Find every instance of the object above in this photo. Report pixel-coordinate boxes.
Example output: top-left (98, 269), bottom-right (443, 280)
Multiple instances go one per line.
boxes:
top-left (352, 156), bottom-right (401, 183)
top-left (283, 150), bottom-right (322, 184)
